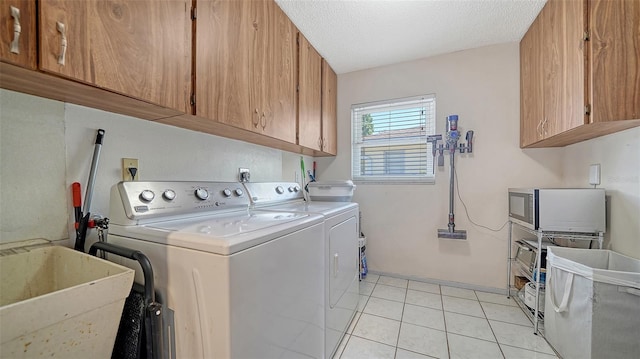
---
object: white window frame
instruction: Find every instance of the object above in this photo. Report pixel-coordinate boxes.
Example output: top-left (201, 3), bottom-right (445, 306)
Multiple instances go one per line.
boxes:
top-left (351, 94), bottom-right (436, 184)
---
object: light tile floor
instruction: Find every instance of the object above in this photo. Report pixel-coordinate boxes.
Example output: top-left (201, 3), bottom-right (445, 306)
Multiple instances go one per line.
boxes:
top-left (334, 274), bottom-right (558, 359)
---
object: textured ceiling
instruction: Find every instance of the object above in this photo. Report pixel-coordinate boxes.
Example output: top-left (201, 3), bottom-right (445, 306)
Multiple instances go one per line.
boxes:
top-left (275, 0), bottom-right (547, 74)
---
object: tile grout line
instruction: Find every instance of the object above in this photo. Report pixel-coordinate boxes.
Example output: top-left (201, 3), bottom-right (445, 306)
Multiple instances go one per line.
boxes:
top-left (393, 282), bottom-right (408, 359)
top-left (440, 289), bottom-right (453, 359)
top-left (476, 290), bottom-right (507, 359)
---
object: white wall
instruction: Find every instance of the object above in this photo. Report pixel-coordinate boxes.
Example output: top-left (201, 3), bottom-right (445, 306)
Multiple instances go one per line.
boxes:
top-left (317, 43), bottom-right (566, 290)
top-left (0, 89), bottom-right (312, 247)
top-left (0, 91), bottom-right (67, 243)
top-left (561, 127), bottom-right (640, 258)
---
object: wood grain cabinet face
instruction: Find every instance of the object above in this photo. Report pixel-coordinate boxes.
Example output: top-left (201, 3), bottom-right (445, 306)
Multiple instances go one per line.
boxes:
top-left (542, 0), bottom-right (586, 137)
top-left (38, 0), bottom-right (192, 113)
top-left (298, 33), bottom-right (322, 151)
top-left (321, 59), bottom-right (337, 155)
top-left (520, 0), bottom-right (639, 148)
top-left (196, 0), bottom-right (296, 143)
top-left (0, 0), bottom-right (37, 69)
top-left (520, 16), bottom-right (543, 147)
top-left (251, 0), bottom-right (297, 143)
top-left (196, 0), bottom-right (252, 130)
top-left (520, 0), bottom-right (587, 147)
top-left (590, 0), bottom-right (640, 123)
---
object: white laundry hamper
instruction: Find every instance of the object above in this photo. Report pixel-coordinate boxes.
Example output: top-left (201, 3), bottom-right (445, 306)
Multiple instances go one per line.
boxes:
top-left (544, 247), bottom-right (640, 359)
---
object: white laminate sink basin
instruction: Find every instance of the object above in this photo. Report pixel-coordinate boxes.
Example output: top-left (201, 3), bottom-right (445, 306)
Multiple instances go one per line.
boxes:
top-left (0, 245), bottom-right (134, 358)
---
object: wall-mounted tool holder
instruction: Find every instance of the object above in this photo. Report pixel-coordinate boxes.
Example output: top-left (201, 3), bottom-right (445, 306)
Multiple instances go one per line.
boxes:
top-left (427, 115), bottom-right (475, 240)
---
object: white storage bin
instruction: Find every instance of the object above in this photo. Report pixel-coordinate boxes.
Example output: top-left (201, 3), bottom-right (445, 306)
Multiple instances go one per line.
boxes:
top-left (308, 180), bottom-right (356, 202)
top-left (544, 247), bottom-right (640, 359)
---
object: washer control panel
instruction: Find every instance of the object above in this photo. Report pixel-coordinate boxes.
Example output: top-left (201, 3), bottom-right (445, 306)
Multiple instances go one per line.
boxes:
top-left (112, 181), bottom-right (250, 221)
top-left (242, 182), bottom-right (304, 205)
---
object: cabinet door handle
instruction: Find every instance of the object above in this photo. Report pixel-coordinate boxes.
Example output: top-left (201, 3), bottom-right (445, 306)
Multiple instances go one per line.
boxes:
top-left (261, 113), bottom-right (266, 129)
top-left (333, 253), bottom-right (339, 278)
top-left (56, 21), bottom-right (67, 66)
top-left (10, 6), bottom-right (21, 54)
top-left (542, 117), bottom-right (548, 137)
top-left (317, 138), bottom-right (322, 149)
top-left (536, 120), bottom-right (542, 138)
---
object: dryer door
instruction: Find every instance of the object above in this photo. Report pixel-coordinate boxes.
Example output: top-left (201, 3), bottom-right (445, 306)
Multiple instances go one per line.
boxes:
top-left (329, 216), bottom-right (358, 307)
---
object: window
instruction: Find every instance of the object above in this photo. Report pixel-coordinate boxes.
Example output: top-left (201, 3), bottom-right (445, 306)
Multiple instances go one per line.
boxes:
top-left (352, 95), bottom-right (436, 183)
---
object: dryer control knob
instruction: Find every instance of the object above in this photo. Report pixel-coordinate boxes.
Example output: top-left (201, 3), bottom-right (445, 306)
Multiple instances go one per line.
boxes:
top-left (195, 188), bottom-right (209, 200)
top-left (288, 186), bottom-right (295, 192)
top-left (163, 189), bottom-right (176, 201)
top-left (234, 188), bottom-right (244, 196)
top-left (293, 185), bottom-right (300, 192)
top-left (222, 188), bottom-right (232, 197)
top-left (276, 186), bottom-right (285, 194)
top-left (140, 190), bottom-right (155, 202)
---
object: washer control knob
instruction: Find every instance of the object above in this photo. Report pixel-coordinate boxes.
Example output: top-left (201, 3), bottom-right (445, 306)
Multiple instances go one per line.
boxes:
top-left (288, 186), bottom-right (295, 192)
top-left (139, 190), bottom-right (155, 202)
top-left (222, 188), bottom-right (232, 197)
top-left (234, 188), bottom-right (244, 196)
top-left (163, 189), bottom-right (176, 201)
top-left (276, 186), bottom-right (285, 194)
top-left (293, 185), bottom-right (300, 192)
top-left (195, 188), bottom-right (209, 200)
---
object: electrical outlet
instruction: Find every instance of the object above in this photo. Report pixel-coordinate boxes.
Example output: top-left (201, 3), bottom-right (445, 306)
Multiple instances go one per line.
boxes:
top-left (589, 164), bottom-right (600, 186)
top-left (239, 168), bottom-right (250, 182)
top-left (122, 158), bottom-right (139, 181)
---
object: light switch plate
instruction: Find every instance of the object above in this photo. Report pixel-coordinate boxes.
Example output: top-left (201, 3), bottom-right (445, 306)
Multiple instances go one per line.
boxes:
top-left (589, 164), bottom-right (600, 186)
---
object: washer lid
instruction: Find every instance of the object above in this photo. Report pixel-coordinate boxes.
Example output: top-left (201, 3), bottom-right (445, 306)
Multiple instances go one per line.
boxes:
top-left (114, 210), bottom-right (323, 255)
top-left (257, 201), bottom-right (358, 216)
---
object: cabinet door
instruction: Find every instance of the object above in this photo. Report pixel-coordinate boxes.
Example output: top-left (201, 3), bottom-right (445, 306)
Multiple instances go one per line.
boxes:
top-left (196, 0), bottom-right (253, 130)
top-left (590, 0), bottom-right (640, 123)
top-left (542, 0), bottom-right (587, 138)
top-left (251, 0), bottom-right (297, 143)
top-left (520, 13), bottom-right (544, 147)
top-left (0, 0), bottom-right (36, 69)
top-left (321, 60), bottom-right (337, 155)
top-left (39, 0), bottom-right (191, 113)
top-left (298, 33), bottom-right (322, 151)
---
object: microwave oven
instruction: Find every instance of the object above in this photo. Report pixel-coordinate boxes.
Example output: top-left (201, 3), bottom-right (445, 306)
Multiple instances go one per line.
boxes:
top-left (508, 188), bottom-right (605, 233)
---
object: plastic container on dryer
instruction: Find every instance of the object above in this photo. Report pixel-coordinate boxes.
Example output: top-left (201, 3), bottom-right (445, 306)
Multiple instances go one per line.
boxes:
top-left (308, 180), bottom-right (356, 202)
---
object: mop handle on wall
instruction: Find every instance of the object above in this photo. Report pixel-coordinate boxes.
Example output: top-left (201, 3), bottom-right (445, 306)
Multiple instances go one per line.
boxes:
top-left (74, 129), bottom-right (105, 252)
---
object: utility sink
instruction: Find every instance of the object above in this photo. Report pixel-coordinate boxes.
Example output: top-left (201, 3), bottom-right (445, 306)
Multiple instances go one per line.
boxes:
top-left (0, 245), bottom-right (134, 358)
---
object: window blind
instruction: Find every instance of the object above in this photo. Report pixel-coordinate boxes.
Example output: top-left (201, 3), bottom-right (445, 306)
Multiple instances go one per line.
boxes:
top-left (351, 95), bottom-right (435, 183)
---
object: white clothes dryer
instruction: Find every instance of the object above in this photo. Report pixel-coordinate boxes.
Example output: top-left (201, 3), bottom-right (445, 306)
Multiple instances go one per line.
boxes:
top-left (243, 182), bottom-right (360, 358)
top-left (107, 181), bottom-right (325, 359)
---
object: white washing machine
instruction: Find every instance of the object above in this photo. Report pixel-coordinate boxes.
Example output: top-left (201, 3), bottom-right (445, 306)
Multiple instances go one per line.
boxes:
top-left (107, 181), bottom-right (325, 359)
top-left (243, 182), bottom-right (359, 358)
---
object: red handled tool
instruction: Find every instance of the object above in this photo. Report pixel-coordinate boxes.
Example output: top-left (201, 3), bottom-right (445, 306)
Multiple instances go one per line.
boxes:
top-left (72, 182), bottom-right (82, 228)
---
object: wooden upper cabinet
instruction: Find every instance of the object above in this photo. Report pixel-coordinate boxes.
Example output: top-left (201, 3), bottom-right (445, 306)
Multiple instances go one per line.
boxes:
top-left (298, 33), bottom-right (322, 151)
top-left (251, 0), bottom-right (297, 143)
top-left (520, 16), bottom-right (543, 147)
top-left (519, 0), bottom-right (638, 148)
top-left (38, 0), bottom-right (192, 113)
top-left (542, 0), bottom-right (586, 137)
top-left (196, 0), bottom-right (252, 130)
top-left (196, 0), bottom-right (296, 143)
top-left (321, 59), bottom-right (337, 155)
top-left (590, 0), bottom-right (640, 123)
top-left (0, 0), bottom-right (36, 69)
